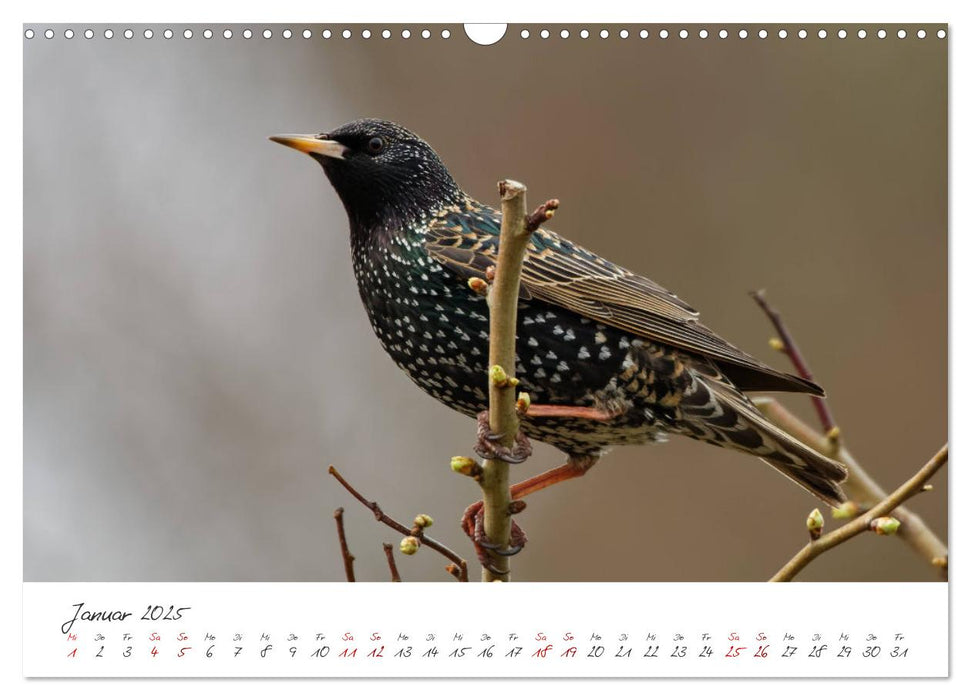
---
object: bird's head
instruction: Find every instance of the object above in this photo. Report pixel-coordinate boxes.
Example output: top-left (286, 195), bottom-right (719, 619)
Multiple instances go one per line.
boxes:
top-left (271, 119), bottom-right (462, 231)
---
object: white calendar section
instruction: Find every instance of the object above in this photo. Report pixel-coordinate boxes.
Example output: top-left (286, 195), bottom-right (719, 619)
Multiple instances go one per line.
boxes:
top-left (23, 582), bottom-right (947, 677)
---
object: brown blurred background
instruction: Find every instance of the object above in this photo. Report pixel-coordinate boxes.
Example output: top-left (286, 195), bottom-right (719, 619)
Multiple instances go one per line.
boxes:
top-left (24, 24), bottom-right (947, 582)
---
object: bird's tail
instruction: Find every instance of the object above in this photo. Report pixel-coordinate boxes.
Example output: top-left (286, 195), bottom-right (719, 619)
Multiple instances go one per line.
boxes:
top-left (674, 368), bottom-right (848, 506)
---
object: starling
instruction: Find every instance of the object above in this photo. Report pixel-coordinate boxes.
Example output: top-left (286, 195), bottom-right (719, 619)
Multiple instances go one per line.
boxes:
top-left (271, 119), bottom-right (847, 555)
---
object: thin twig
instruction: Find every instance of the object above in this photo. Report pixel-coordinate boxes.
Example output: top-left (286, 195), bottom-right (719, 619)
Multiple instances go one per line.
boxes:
top-left (770, 444), bottom-right (948, 582)
top-left (750, 290), bottom-right (947, 578)
top-left (445, 561), bottom-right (470, 582)
top-left (754, 397), bottom-right (948, 577)
top-left (525, 198), bottom-right (561, 232)
top-left (328, 465), bottom-right (469, 581)
top-left (750, 289), bottom-right (838, 435)
top-left (382, 543), bottom-right (402, 582)
top-left (333, 507), bottom-right (356, 582)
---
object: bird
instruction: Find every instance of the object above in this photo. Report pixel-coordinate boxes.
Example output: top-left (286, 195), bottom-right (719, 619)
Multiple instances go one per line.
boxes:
top-left (270, 118), bottom-right (847, 566)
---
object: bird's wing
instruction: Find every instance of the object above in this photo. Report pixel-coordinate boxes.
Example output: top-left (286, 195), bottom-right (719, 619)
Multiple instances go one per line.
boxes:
top-left (424, 202), bottom-right (823, 396)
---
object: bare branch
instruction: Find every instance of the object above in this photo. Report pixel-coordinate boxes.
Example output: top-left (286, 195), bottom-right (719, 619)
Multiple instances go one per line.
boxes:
top-left (445, 561), bottom-right (470, 582)
top-left (754, 397), bottom-right (948, 577)
top-left (328, 465), bottom-right (469, 581)
top-left (332, 507), bottom-right (355, 582)
top-left (750, 289), bottom-right (838, 436)
top-left (382, 543), bottom-right (402, 582)
top-left (771, 444), bottom-right (948, 582)
top-left (749, 292), bottom-right (946, 579)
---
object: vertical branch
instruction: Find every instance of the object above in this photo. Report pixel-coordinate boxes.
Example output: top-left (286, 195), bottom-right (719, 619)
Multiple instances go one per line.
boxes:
top-left (478, 181), bottom-right (560, 582)
top-left (333, 507), bottom-right (356, 582)
top-left (478, 180), bottom-right (531, 582)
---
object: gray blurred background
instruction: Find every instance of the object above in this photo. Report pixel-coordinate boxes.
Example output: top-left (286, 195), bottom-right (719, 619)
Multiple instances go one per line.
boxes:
top-left (24, 24), bottom-right (947, 582)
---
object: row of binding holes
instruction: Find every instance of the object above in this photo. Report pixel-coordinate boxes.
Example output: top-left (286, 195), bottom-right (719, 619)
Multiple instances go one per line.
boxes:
top-left (519, 28), bottom-right (946, 40)
top-left (24, 27), bottom-right (948, 40)
top-left (23, 28), bottom-right (453, 40)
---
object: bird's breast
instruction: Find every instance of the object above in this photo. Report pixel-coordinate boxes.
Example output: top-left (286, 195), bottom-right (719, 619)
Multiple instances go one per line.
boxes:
top-left (351, 232), bottom-right (492, 414)
top-left (347, 231), bottom-right (668, 452)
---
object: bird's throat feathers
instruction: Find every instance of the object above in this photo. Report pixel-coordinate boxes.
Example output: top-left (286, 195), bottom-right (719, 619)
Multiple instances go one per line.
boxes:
top-left (317, 153), bottom-right (464, 235)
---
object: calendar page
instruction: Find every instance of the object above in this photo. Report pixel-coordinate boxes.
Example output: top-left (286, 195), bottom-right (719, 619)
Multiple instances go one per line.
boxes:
top-left (23, 582), bottom-right (948, 676)
top-left (20, 8), bottom-right (950, 685)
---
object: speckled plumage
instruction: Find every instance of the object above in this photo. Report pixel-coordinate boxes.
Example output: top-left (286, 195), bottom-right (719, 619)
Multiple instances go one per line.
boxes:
top-left (274, 119), bottom-right (847, 506)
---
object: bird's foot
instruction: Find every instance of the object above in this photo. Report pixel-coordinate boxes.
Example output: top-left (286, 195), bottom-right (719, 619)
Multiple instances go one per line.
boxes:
top-left (461, 500), bottom-right (528, 575)
top-left (474, 410), bottom-right (533, 464)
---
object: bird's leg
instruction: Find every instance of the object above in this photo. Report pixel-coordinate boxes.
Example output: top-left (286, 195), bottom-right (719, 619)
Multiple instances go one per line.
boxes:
top-left (525, 404), bottom-right (622, 421)
top-left (510, 453), bottom-right (600, 499)
top-left (461, 454), bottom-right (599, 573)
top-left (474, 410), bottom-right (533, 464)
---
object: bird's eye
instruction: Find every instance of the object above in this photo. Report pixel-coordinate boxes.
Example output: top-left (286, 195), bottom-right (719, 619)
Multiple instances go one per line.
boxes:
top-left (366, 136), bottom-right (386, 155)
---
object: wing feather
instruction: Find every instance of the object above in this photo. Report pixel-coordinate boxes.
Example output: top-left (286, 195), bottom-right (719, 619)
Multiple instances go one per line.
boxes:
top-left (425, 203), bottom-right (823, 396)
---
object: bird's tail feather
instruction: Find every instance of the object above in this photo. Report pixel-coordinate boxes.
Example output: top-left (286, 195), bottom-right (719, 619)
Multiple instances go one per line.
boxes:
top-left (675, 369), bottom-right (848, 506)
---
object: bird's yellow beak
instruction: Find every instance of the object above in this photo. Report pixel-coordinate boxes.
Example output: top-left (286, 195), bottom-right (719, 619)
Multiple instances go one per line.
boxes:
top-left (269, 134), bottom-right (347, 160)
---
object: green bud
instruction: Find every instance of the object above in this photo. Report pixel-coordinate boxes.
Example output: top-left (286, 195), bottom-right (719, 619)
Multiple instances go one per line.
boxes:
top-left (806, 508), bottom-right (824, 539)
top-left (489, 364), bottom-right (509, 386)
top-left (413, 514), bottom-right (434, 529)
top-left (399, 536), bottom-right (420, 555)
top-left (450, 456), bottom-right (480, 477)
top-left (870, 517), bottom-right (900, 536)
